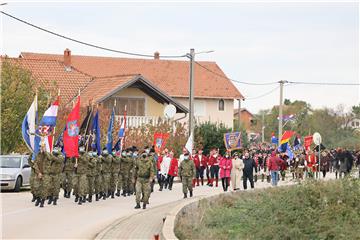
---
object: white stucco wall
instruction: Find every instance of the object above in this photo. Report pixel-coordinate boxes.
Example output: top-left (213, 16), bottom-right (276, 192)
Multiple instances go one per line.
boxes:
top-left (173, 97), bottom-right (234, 129)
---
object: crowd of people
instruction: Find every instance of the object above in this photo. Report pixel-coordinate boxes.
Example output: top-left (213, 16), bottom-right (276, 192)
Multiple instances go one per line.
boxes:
top-left (28, 140), bottom-right (360, 209)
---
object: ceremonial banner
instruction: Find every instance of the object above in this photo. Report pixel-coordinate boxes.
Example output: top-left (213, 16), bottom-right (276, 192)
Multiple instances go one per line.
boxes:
top-left (91, 110), bottom-right (101, 155)
top-left (64, 96), bottom-right (80, 158)
top-left (304, 135), bottom-right (313, 151)
top-left (224, 132), bottom-right (242, 150)
top-left (153, 132), bottom-right (170, 153)
top-left (21, 95), bottom-right (37, 152)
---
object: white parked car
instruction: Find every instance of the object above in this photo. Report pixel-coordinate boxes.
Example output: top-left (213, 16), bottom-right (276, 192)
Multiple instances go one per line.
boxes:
top-left (0, 155), bottom-right (31, 192)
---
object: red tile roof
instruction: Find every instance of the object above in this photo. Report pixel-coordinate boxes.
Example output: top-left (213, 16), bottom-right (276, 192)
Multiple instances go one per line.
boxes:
top-left (1, 57), bottom-right (92, 104)
top-left (21, 52), bottom-right (243, 99)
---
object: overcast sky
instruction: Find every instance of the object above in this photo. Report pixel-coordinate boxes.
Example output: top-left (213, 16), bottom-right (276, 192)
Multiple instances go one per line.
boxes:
top-left (1, 1), bottom-right (359, 114)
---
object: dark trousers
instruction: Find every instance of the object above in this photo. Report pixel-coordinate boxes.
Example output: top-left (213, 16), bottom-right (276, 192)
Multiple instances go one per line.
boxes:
top-left (196, 167), bottom-right (205, 179)
top-left (159, 175), bottom-right (168, 190)
top-left (221, 177), bottom-right (230, 191)
top-left (166, 175), bottom-right (175, 190)
top-left (243, 173), bottom-right (254, 190)
top-left (210, 165), bottom-right (219, 179)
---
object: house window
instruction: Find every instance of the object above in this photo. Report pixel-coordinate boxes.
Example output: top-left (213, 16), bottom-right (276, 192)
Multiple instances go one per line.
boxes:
top-left (105, 97), bottom-right (145, 116)
top-left (218, 99), bottom-right (225, 111)
top-left (356, 121), bottom-right (359, 127)
top-left (352, 122), bottom-right (355, 127)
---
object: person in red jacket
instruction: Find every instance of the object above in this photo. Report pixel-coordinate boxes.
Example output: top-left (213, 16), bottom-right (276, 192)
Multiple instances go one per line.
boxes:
top-left (193, 149), bottom-right (208, 186)
top-left (267, 151), bottom-right (283, 186)
top-left (219, 150), bottom-right (232, 192)
top-left (208, 148), bottom-right (221, 187)
top-left (167, 151), bottom-right (178, 191)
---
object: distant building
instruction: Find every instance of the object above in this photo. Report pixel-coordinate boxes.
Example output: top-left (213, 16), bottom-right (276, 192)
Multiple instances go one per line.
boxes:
top-left (233, 108), bottom-right (254, 132)
top-left (344, 118), bottom-right (360, 130)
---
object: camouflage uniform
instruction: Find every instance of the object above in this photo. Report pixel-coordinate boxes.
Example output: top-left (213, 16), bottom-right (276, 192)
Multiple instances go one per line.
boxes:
top-left (128, 157), bottom-right (136, 195)
top-left (101, 153), bottom-right (112, 199)
top-left (133, 154), bottom-right (154, 209)
top-left (87, 153), bottom-right (97, 202)
top-left (73, 154), bottom-right (88, 205)
top-left (33, 151), bottom-right (52, 207)
top-left (47, 152), bottom-right (64, 205)
top-left (179, 157), bottom-right (196, 198)
top-left (94, 154), bottom-right (102, 201)
top-left (120, 155), bottom-right (133, 196)
top-left (62, 157), bottom-right (75, 198)
top-left (28, 153), bottom-right (38, 202)
top-left (110, 155), bottom-right (121, 197)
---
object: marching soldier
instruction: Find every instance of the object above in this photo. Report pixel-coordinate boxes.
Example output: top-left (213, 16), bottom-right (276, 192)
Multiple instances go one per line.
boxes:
top-left (33, 141), bottom-right (52, 208)
top-left (133, 150), bottom-right (154, 209)
top-left (120, 149), bottom-right (133, 197)
top-left (47, 147), bottom-right (64, 205)
top-left (74, 147), bottom-right (88, 205)
top-left (129, 147), bottom-right (138, 195)
top-left (94, 152), bottom-right (102, 201)
top-left (62, 156), bottom-right (75, 198)
top-left (87, 151), bottom-right (97, 202)
top-left (110, 151), bottom-right (121, 198)
top-left (178, 151), bottom-right (196, 198)
top-left (101, 149), bottom-right (112, 199)
top-left (27, 152), bottom-right (38, 202)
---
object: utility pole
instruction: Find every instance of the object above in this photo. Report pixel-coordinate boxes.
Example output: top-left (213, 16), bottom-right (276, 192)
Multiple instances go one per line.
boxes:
top-left (278, 80), bottom-right (288, 142)
top-left (188, 48), bottom-right (195, 138)
top-left (261, 111), bottom-right (265, 143)
top-left (238, 98), bottom-right (241, 131)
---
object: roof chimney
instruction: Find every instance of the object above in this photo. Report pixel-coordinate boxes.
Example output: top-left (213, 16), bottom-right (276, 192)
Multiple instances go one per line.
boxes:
top-left (64, 48), bottom-right (71, 70)
top-left (154, 51), bottom-right (160, 60)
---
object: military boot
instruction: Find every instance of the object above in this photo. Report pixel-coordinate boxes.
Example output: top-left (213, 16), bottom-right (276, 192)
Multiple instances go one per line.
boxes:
top-left (31, 194), bottom-right (36, 202)
top-left (39, 199), bottom-right (45, 208)
top-left (53, 197), bottom-right (58, 205)
top-left (183, 193), bottom-right (187, 199)
top-left (122, 191), bottom-right (126, 197)
top-left (190, 191), bottom-right (193, 197)
top-left (143, 203), bottom-right (147, 209)
top-left (116, 190), bottom-right (121, 197)
top-left (95, 194), bottom-right (99, 201)
top-left (78, 197), bottom-right (82, 205)
top-left (47, 196), bottom-right (53, 205)
top-left (82, 197), bottom-right (86, 203)
top-left (107, 191), bottom-right (111, 197)
top-left (88, 195), bottom-right (93, 203)
top-left (75, 195), bottom-right (79, 203)
top-left (134, 203), bottom-right (141, 209)
top-left (103, 192), bottom-right (106, 200)
top-left (111, 192), bottom-right (115, 198)
top-left (35, 197), bottom-right (41, 206)
top-left (63, 190), bottom-right (67, 198)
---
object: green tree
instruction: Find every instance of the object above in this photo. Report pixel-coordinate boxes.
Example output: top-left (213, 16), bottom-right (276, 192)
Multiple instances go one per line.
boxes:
top-left (194, 122), bottom-right (232, 155)
top-left (1, 61), bottom-right (48, 154)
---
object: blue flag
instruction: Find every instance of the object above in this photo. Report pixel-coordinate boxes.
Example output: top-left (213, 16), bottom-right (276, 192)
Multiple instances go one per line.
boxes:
top-left (92, 110), bottom-right (101, 155)
top-left (106, 108), bottom-right (115, 152)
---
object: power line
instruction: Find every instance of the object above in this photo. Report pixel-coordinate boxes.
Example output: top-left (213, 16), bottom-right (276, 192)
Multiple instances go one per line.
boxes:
top-left (244, 86), bottom-right (280, 100)
top-left (288, 81), bottom-right (360, 86)
top-left (0, 11), bottom-right (187, 59)
top-left (195, 61), bottom-right (279, 86)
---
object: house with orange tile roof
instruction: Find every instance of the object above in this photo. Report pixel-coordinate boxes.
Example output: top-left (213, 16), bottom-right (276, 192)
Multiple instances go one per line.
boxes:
top-left (5, 49), bottom-right (243, 128)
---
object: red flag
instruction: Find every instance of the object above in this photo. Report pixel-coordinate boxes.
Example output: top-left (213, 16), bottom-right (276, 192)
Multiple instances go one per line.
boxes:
top-left (64, 96), bottom-right (80, 157)
top-left (153, 132), bottom-right (170, 153)
top-left (304, 135), bottom-right (313, 151)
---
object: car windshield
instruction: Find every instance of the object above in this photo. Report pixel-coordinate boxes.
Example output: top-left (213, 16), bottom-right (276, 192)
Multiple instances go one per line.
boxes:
top-left (0, 156), bottom-right (21, 168)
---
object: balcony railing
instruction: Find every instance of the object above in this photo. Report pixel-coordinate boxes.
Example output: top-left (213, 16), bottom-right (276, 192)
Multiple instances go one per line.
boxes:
top-left (115, 115), bottom-right (162, 128)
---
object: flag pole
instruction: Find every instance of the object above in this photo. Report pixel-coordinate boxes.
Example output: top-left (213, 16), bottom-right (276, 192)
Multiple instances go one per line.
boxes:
top-left (51, 89), bottom-right (60, 152)
top-left (84, 100), bottom-right (94, 153)
top-left (122, 105), bottom-right (127, 150)
top-left (76, 89), bottom-right (80, 167)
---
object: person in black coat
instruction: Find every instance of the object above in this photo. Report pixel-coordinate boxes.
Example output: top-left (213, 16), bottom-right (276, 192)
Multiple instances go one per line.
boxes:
top-left (242, 151), bottom-right (257, 190)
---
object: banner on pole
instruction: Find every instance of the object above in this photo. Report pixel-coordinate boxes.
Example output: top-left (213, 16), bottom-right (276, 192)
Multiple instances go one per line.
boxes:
top-left (224, 132), bottom-right (242, 150)
top-left (153, 132), bottom-right (170, 153)
top-left (304, 135), bottom-right (313, 151)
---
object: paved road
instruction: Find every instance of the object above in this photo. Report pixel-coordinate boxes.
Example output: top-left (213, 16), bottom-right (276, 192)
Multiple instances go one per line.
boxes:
top-left (1, 174), bottom-right (337, 239)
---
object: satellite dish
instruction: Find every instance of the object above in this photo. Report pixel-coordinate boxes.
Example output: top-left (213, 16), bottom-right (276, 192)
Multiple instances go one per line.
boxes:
top-left (164, 104), bottom-right (176, 119)
top-left (313, 132), bottom-right (322, 145)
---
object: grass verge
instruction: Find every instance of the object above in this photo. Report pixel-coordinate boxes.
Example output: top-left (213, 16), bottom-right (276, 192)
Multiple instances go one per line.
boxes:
top-left (175, 178), bottom-right (360, 240)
